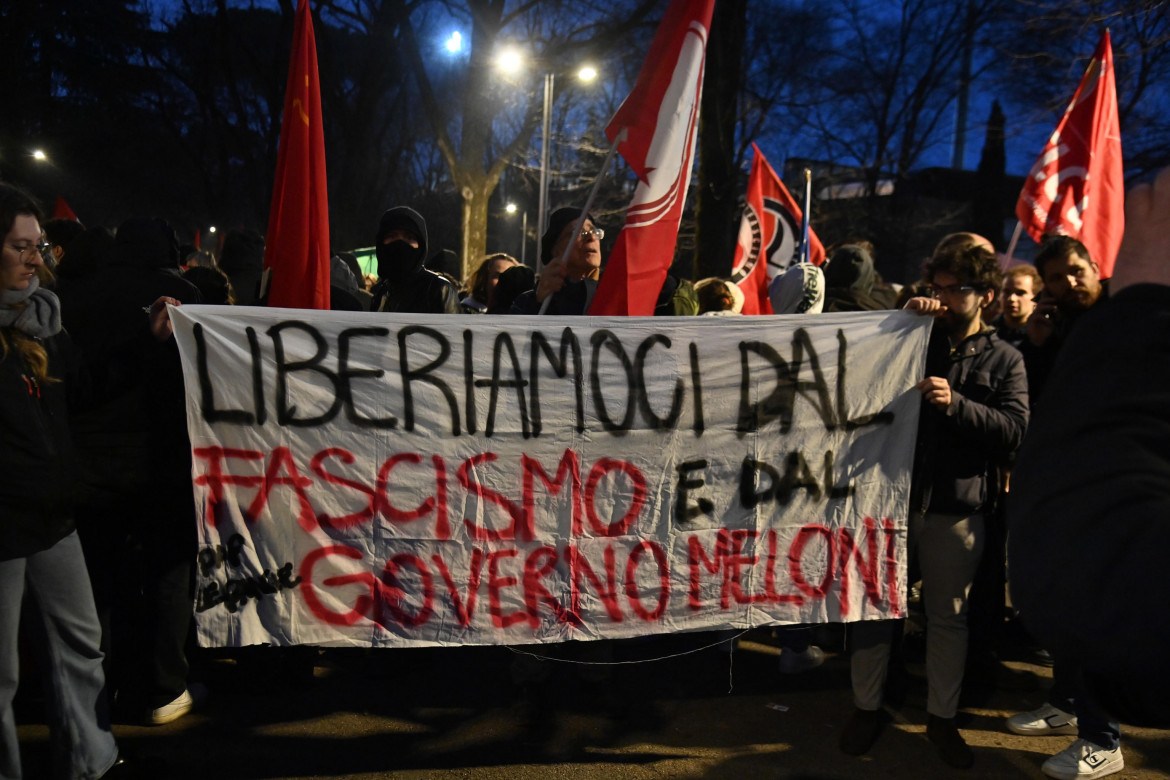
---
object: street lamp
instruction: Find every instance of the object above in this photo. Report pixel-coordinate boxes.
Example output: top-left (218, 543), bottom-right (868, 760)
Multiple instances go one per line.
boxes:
top-left (505, 202), bottom-right (528, 267)
top-left (31, 149), bottom-right (47, 162)
top-left (492, 52), bottom-right (599, 267)
top-left (535, 65), bottom-right (599, 268)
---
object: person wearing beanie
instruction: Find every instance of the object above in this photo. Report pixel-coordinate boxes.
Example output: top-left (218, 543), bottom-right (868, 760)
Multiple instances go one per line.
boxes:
top-left (769, 263), bottom-right (826, 314)
top-left (510, 207), bottom-right (602, 315)
top-left (369, 206), bottom-right (459, 314)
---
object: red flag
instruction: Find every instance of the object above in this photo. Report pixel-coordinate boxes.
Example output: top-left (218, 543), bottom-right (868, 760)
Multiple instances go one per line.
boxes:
top-left (1016, 31), bottom-right (1124, 278)
top-left (52, 197), bottom-right (79, 223)
top-left (262, 0), bottom-right (330, 309)
top-left (588, 0), bottom-right (716, 316)
top-left (731, 144), bottom-right (825, 314)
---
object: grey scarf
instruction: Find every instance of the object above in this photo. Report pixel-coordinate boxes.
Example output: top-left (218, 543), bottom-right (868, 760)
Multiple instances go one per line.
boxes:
top-left (0, 276), bottom-right (62, 338)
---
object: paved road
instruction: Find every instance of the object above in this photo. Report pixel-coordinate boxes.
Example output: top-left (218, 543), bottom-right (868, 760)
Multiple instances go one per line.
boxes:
top-left (16, 628), bottom-right (1170, 779)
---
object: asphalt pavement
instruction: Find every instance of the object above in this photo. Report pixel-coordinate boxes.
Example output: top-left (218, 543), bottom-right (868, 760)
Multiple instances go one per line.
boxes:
top-left (15, 626), bottom-right (1170, 779)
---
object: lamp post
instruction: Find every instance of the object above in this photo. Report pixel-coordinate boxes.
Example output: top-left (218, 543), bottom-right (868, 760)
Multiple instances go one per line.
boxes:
top-left (535, 65), bottom-right (598, 267)
top-left (506, 202), bottom-right (528, 267)
top-left (493, 49), bottom-right (598, 268)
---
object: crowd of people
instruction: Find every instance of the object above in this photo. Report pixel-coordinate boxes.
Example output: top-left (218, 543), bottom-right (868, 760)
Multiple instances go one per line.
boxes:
top-left (2, 167), bottom-right (1169, 778)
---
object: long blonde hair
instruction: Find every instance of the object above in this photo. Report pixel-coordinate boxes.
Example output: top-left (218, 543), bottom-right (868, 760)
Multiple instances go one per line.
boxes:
top-left (0, 325), bottom-right (57, 385)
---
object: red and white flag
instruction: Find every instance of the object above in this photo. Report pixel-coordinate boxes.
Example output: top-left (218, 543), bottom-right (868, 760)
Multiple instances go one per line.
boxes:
top-left (732, 144), bottom-right (825, 314)
top-left (588, 0), bottom-right (716, 316)
top-left (52, 197), bottom-right (79, 223)
top-left (1016, 31), bottom-right (1124, 278)
top-left (262, 0), bottom-right (331, 309)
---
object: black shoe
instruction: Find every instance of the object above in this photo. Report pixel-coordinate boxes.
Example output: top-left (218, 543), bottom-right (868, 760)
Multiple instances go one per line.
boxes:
top-left (839, 707), bottom-right (882, 756)
top-left (927, 715), bottom-right (974, 769)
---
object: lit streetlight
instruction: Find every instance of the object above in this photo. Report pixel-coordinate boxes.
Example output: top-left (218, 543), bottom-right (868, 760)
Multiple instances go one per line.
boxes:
top-left (505, 202), bottom-right (527, 267)
top-left (535, 65), bottom-right (599, 267)
top-left (31, 149), bottom-right (47, 162)
top-left (491, 52), bottom-right (599, 267)
top-left (495, 46), bottom-right (523, 76)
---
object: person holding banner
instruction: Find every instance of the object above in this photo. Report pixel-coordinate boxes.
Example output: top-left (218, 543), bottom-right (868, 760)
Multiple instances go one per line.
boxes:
top-left (840, 242), bottom-right (1028, 769)
top-left (0, 183), bottom-right (171, 779)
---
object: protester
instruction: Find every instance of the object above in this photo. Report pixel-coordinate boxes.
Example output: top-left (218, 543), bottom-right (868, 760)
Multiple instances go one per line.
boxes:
top-left (40, 216), bottom-right (85, 275)
top-left (59, 217), bottom-right (205, 728)
top-left (1005, 235), bottom-right (1124, 779)
top-left (822, 244), bottom-right (887, 311)
top-left (694, 277), bottom-right (743, 315)
top-left (512, 208), bottom-right (696, 315)
top-left (461, 252), bottom-right (519, 313)
top-left (994, 265), bottom-right (1042, 351)
top-left (1017, 234), bottom-right (1107, 402)
top-left (369, 206), bottom-right (460, 314)
top-left (487, 264), bottom-right (535, 314)
top-left (1008, 167), bottom-right (1170, 738)
top-left (0, 182), bottom-right (171, 779)
top-left (329, 254), bottom-right (365, 311)
top-left (183, 264), bottom-right (235, 305)
top-left (218, 228), bottom-right (265, 306)
top-left (53, 226), bottom-right (115, 286)
top-left (511, 208), bottom-right (603, 315)
top-left (769, 263), bottom-right (825, 314)
top-left (840, 242), bottom-right (1027, 769)
top-left (336, 251), bottom-right (372, 310)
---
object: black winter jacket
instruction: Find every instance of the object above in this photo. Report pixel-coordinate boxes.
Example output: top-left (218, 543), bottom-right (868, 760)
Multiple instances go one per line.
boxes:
top-left (1, 331), bottom-right (79, 560)
top-left (911, 326), bottom-right (1029, 515)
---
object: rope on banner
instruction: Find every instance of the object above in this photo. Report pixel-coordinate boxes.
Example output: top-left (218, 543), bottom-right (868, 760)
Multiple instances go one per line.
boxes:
top-left (504, 627), bottom-right (753, 670)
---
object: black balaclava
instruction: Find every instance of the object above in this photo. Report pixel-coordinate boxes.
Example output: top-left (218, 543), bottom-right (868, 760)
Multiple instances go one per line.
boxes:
top-left (824, 244), bottom-right (876, 295)
top-left (375, 206), bottom-right (429, 278)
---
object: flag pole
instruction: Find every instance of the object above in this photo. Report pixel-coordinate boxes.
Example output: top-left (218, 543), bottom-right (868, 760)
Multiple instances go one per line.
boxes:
top-left (1003, 220), bottom-right (1023, 270)
top-left (537, 129), bottom-right (627, 315)
top-left (799, 168), bottom-right (812, 265)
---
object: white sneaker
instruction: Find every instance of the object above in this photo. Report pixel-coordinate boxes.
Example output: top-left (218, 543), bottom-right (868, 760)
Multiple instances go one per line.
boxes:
top-left (778, 645), bottom-right (825, 674)
top-left (1041, 739), bottom-right (1123, 780)
top-left (1007, 703), bottom-right (1078, 736)
top-left (150, 683), bottom-right (207, 725)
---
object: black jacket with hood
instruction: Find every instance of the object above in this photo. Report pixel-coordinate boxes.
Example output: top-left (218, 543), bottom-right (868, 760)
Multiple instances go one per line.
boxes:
top-left (370, 206), bottom-right (460, 315)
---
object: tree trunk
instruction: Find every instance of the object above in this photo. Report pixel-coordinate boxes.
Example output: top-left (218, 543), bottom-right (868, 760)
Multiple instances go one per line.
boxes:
top-left (458, 178), bottom-right (493, 281)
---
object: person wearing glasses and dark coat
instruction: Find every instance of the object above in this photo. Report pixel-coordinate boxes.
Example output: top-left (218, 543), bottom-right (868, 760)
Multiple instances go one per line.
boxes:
top-left (0, 183), bottom-right (171, 779)
top-left (839, 242), bottom-right (1028, 770)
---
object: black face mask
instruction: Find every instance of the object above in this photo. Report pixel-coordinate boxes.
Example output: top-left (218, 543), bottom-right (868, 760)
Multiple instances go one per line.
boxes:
top-left (376, 240), bottom-right (423, 278)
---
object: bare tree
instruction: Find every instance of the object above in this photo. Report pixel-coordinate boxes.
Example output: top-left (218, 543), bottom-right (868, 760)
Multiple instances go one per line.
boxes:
top-left (394, 0), bottom-right (658, 279)
top-left (991, 0), bottom-right (1170, 176)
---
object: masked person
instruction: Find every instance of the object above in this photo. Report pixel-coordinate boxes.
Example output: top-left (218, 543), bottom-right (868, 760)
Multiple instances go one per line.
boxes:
top-left (369, 206), bottom-right (459, 315)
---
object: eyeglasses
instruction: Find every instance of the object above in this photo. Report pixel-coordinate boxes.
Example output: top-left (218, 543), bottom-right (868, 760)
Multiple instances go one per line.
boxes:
top-left (5, 242), bottom-right (51, 262)
top-left (929, 283), bottom-right (977, 298)
top-left (580, 227), bottom-right (604, 241)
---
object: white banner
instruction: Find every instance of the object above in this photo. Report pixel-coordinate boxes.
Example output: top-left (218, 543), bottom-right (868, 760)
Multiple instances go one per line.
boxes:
top-left (171, 306), bottom-right (931, 648)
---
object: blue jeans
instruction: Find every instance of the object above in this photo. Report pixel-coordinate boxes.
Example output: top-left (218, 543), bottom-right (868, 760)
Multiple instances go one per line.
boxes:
top-left (0, 531), bottom-right (118, 780)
